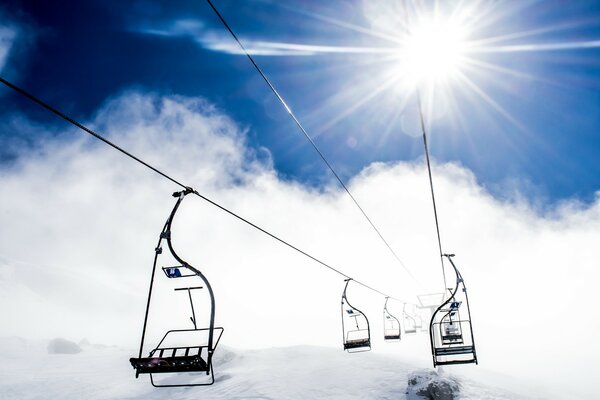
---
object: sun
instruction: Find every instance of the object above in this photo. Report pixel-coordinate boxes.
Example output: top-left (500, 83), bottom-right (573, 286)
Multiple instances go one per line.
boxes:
top-left (398, 17), bottom-right (470, 85)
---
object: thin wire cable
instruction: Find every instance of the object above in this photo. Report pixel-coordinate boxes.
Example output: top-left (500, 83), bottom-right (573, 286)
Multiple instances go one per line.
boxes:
top-left (0, 75), bottom-right (413, 304)
top-left (205, 0), bottom-right (422, 288)
top-left (0, 77), bottom-right (187, 190)
top-left (416, 91), bottom-right (448, 290)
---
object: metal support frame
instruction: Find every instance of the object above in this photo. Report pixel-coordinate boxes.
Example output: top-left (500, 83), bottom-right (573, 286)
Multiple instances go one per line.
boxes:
top-left (383, 296), bottom-right (401, 341)
top-left (429, 254), bottom-right (477, 367)
top-left (131, 189), bottom-right (224, 387)
top-left (403, 303), bottom-right (417, 334)
top-left (341, 278), bottom-right (371, 352)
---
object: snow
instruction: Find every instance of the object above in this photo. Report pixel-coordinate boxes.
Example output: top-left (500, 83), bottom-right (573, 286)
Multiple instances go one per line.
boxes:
top-left (0, 336), bottom-right (554, 400)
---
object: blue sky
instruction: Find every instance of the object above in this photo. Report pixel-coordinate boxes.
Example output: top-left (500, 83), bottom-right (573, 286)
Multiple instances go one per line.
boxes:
top-left (1, 0), bottom-right (600, 203)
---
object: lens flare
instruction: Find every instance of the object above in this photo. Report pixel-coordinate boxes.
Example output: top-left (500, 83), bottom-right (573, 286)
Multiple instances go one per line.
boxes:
top-left (400, 18), bottom-right (469, 84)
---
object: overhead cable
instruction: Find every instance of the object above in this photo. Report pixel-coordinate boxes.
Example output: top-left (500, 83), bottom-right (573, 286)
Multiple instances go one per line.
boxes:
top-left (205, 0), bottom-right (422, 288)
top-left (0, 75), bottom-right (413, 304)
top-left (416, 92), bottom-right (448, 290)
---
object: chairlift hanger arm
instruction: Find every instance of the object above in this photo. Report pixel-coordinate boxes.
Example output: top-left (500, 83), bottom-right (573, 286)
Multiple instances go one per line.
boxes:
top-left (430, 254), bottom-right (462, 318)
top-left (165, 190), bottom-right (217, 357)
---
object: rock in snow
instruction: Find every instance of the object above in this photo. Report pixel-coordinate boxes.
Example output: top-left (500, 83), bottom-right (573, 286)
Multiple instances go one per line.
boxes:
top-left (47, 338), bottom-right (82, 354)
top-left (407, 369), bottom-right (460, 400)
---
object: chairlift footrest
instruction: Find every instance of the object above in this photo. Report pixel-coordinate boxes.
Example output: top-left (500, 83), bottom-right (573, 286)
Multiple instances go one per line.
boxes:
top-left (434, 358), bottom-right (477, 366)
top-left (129, 355), bottom-right (208, 374)
top-left (344, 339), bottom-right (371, 350)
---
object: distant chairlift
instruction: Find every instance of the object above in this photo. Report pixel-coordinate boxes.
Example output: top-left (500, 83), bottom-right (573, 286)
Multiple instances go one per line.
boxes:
top-left (383, 297), bottom-right (401, 341)
top-left (417, 292), bottom-right (445, 331)
top-left (129, 189), bottom-right (224, 386)
top-left (429, 254), bottom-right (477, 367)
top-left (414, 312), bottom-right (424, 330)
top-left (341, 279), bottom-right (371, 352)
top-left (403, 303), bottom-right (417, 334)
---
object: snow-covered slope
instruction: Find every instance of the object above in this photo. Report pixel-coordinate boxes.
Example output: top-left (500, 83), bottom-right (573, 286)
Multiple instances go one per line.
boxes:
top-left (0, 336), bottom-right (552, 400)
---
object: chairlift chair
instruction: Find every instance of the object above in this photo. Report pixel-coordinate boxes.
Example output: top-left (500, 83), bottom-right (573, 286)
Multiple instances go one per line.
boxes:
top-left (414, 314), bottom-right (423, 330)
top-left (429, 254), bottom-right (477, 367)
top-left (129, 189), bottom-right (224, 386)
top-left (341, 279), bottom-right (371, 352)
top-left (383, 297), bottom-right (401, 341)
top-left (416, 293), bottom-right (444, 331)
top-left (403, 303), bottom-right (417, 334)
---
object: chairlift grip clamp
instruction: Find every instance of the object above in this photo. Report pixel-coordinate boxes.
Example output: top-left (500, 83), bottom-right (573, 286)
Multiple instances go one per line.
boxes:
top-left (172, 187), bottom-right (196, 197)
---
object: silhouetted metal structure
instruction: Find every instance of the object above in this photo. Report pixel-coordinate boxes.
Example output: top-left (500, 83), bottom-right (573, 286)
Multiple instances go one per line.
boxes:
top-left (429, 254), bottom-right (477, 367)
top-left (130, 189), bottom-right (224, 386)
top-left (383, 297), bottom-right (401, 341)
top-left (341, 279), bottom-right (371, 352)
top-left (403, 303), bottom-right (417, 334)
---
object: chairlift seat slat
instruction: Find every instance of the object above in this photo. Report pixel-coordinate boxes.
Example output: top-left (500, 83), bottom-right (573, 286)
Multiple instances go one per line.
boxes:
top-left (434, 345), bottom-right (475, 356)
top-left (442, 334), bottom-right (463, 341)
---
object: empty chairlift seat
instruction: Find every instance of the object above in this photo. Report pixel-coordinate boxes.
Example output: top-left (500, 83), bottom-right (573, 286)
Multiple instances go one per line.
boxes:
top-left (429, 254), bottom-right (477, 367)
top-left (130, 328), bottom-right (223, 375)
top-left (129, 189), bottom-right (225, 387)
top-left (341, 279), bottom-right (371, 352)
top-left (403, 303), bottom-right (418, 334)
top-left (383, 297), bottom-right (401, 341)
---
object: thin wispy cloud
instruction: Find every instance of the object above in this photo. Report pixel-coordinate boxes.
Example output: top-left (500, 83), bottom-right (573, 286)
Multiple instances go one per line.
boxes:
top-left (134, 18), bottom-right (397, 56)
top-left (0, 7), bottom-right (37, 80)
top-left (0, 24), bottom-right (17, 72)
top-left (473, 39), bottom-right (600, 53)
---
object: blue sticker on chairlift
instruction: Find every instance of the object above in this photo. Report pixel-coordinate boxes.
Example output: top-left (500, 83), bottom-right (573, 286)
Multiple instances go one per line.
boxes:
top-left (166, 267), bottom-right (182, 278)
top-left (346, 309), bottom-right (355, 314)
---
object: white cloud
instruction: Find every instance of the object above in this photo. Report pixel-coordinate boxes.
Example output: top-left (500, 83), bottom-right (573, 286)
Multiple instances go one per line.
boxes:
top-left (0, 92), bottom-right (598, 397)
top-left (0, 24), bottom-right (17, 72)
